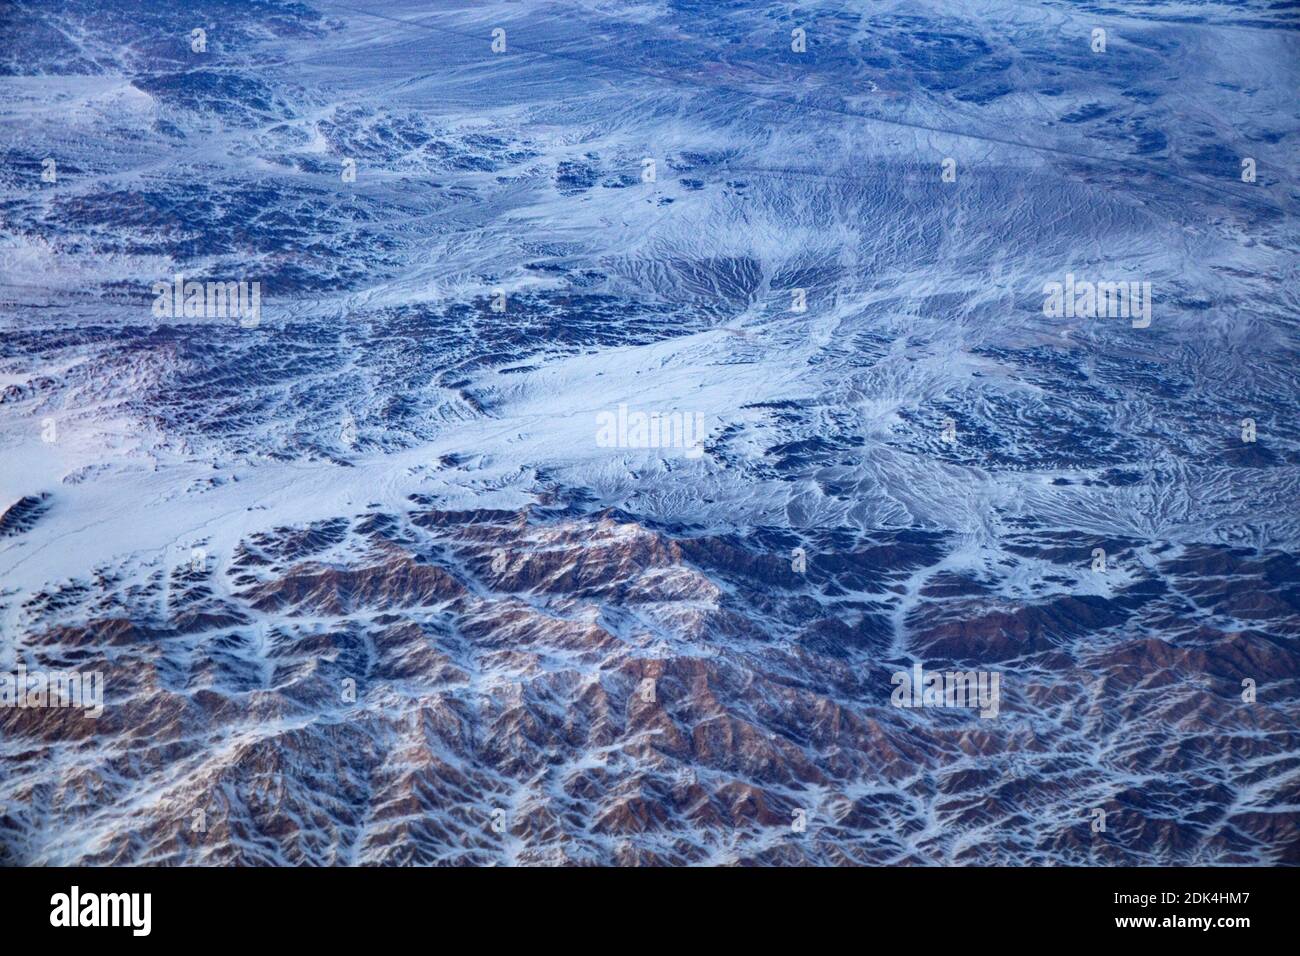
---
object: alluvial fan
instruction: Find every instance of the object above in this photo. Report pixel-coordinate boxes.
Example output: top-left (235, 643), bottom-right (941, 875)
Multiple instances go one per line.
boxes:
top-left (1, 0), bottom-right (1298, 866)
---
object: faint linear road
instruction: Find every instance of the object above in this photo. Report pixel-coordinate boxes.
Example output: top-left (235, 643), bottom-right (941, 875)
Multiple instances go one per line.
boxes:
top-left (310, 0), bottom-right (1284, 214)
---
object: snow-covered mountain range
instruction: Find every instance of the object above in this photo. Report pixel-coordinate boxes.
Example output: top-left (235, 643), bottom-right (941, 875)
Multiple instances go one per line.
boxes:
top-left (1, 0), bottom-right (1297, 864)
